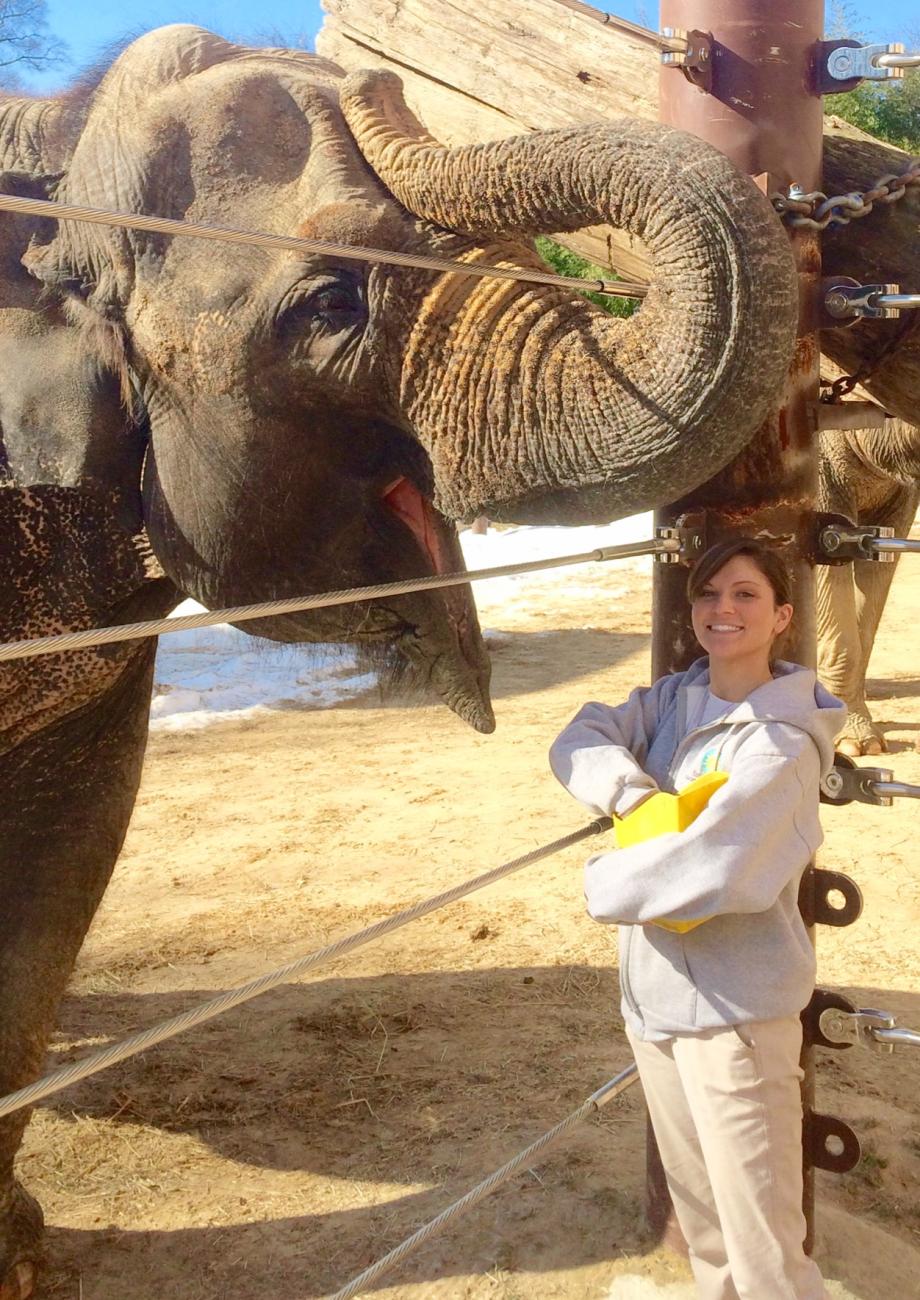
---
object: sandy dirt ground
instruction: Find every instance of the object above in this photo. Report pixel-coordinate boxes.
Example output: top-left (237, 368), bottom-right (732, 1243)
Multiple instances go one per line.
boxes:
top-left (19, 541), bottom-right (920, 1300)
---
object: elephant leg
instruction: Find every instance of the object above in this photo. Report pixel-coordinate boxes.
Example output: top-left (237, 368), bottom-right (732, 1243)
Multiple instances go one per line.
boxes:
top-left (0, 648), bottom-right (156, 1299)
top-left (815, 560), bottom-right (874, 755)
top-left (849, 484), bottom-right (920, 753)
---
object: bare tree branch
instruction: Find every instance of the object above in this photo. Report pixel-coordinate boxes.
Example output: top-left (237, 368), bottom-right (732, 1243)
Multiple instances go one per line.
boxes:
top-left (0, 0), bottom-right (67, 85)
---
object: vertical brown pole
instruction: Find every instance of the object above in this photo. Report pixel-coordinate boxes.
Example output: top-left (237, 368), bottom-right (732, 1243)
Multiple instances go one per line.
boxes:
top-left (652, 0), bottom-right (824, 1252)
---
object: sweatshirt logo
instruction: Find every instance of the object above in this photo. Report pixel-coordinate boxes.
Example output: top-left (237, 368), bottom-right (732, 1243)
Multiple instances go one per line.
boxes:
top-left (696, 740), bottom-right (723, 775)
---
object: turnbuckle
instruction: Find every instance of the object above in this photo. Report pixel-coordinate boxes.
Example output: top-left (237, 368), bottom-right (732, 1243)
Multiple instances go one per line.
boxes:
top-left (821, 757), bottom-right (920, 807)
top-left (818, 523), bottom-right (899, 563)
top-left (818, 1008), bottom-right (920, 1053)
top-left (654, 518), bottom-right (706, 566)
top-left (659, 27), bottom-right (713, 91)
top-left (819, 41), bottom-right (916, 89)
top-left (823, 282), bottom-right (919, 320)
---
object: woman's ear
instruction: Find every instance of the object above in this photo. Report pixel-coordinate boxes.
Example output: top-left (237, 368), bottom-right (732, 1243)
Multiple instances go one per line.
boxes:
top-left (774, 602), bottom-right (794, 636)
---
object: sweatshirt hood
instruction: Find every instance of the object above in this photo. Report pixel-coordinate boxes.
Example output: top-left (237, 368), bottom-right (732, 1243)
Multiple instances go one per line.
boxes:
top-left (682, 657), bottom-right (846, 776)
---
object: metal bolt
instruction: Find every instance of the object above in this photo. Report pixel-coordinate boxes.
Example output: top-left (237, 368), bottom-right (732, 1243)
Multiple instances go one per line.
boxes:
top-left (826, 291), bottom-right (849, 316)
top-left (822, 529), bottom-right (841, 553)
top-left (824, 771), bottom-right (844, 797)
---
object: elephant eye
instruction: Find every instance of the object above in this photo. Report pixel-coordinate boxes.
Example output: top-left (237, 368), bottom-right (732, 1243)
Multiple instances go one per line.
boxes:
top-left (277, 274), bottom-right (367, 340)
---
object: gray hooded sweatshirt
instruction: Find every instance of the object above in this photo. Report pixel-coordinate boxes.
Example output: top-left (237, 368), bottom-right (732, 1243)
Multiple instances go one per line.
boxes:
top-left (549, 659), bottom-right (847, 1041)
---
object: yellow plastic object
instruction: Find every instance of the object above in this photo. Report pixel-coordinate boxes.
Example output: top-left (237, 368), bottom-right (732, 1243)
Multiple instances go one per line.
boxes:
top-left (612, 770), bottom-right (729, 934)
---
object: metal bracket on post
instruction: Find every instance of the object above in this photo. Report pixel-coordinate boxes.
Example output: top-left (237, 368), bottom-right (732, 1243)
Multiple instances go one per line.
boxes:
top-left (799, 867), bottom-right (863, 929)
top-left (816, 520), bottom-right (897, 564)
top-left (802, 988), bottom-right (857, 1050)
top-left (654, 513), bottom-right (707, 566)
top-left (810, 401), bottom-right (888, 432)
top-left (660, 28), bottom-right (713, 91)
top-left (801, 994), bottom-right (861, 1179)
top-left (804, 1111), bottom-right (861, 1173)
top-left (816, 40), bottom-right (911, 93)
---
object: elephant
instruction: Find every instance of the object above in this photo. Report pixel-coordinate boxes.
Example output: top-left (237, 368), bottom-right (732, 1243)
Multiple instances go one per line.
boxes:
top-left (0, 25), bottom-right (799, 1293)
top-left (817, 416), bottom-right (919, 756)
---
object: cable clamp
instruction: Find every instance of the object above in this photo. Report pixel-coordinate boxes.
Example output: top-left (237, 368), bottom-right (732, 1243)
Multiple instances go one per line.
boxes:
top-left (817, 523), bottom-right (897, 563)
top-left (821, 759), bottom-right (894, 806)
top-left (819, 1008), bottom-right (920, 1053)
top-left (654, 517), bottom-right (706, 566)
top-left (818, 40), bottom-right (912, 91)
top-left (660, 27), bottom-right (713, 90)
top-left (824, 282), bottom-right (904, 320)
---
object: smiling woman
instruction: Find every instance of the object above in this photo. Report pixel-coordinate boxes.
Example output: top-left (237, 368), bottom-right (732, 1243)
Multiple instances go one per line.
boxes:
top-left (550, 536), bottom-right (847, 1299)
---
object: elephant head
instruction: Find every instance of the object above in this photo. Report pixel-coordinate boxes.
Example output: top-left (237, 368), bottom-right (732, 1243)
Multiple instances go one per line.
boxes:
top-left (18, 25), bottom-right (797, 733)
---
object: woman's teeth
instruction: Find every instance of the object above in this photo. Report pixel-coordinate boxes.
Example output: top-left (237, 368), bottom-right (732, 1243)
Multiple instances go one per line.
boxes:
top-left (709, 624), bottom-right (742, 631)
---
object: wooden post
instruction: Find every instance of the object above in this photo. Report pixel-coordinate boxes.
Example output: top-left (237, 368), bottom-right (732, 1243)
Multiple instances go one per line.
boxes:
top-left (651, 0), bottom-right (825, 1252)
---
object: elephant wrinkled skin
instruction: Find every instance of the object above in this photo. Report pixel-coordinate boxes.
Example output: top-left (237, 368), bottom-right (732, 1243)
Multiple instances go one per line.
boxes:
top-left (0, 25), bottom-right (798, 1293)
top-left (817, 416), bottom-right (920, 755)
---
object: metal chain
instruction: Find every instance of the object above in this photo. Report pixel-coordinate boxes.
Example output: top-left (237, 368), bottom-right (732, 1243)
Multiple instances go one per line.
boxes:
top-left (0, 192), bottom-right (647, 300)
top-left (820, 305), bottom-right (920, 403)
top-left (329, 1065), bottom-right (639, 1300)
top-left (772, 160), bottom-right (920, 230)
top-left (0, 817), bottom-right (612, 1122)
top-left (0, 536), bottom-right (675, 663)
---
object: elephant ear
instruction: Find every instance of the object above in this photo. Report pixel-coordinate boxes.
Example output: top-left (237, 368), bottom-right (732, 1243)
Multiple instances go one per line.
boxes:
top-left (36, 25), bottom-right (247, 316)
top-left (0, 173), bottom-right (144, 528)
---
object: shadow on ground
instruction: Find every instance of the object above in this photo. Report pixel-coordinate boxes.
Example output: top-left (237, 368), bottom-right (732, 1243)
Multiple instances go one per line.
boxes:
top-left (23, 974), bottom-right (920, 1298)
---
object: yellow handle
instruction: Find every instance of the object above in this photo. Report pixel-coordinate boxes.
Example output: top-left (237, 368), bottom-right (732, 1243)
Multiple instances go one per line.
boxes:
top-left (612, 770), bottom-right (729, 933)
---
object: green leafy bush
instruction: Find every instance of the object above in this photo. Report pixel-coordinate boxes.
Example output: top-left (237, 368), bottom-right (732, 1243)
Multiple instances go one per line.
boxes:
top-left (535, 236), bottom-right (637, 318)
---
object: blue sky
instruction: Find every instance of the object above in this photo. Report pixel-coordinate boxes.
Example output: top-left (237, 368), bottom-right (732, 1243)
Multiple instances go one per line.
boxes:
top-left (20, 1), bottom-right (919, 93)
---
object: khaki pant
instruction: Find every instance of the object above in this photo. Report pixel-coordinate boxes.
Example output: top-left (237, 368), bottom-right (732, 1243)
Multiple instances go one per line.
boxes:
top-left (626, 1017), bottom-right (827, 1300)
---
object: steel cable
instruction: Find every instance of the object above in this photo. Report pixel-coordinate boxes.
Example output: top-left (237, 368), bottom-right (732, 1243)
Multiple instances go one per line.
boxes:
top-left (329, 1065), bottom-right (639, 1300)
top-left (0, 193), bottom-right (647, 300)
top-left (872, 537), bottom-right (920, 555)
top-left (0, 817), bottom-right (612, 1122)
top-left (0, 537), bottom-right (676, 662)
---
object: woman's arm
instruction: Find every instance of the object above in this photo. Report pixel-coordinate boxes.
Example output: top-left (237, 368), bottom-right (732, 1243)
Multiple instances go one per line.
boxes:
top-left (583, 726), bottom-right (821, 926)
top-left (549, 678), bottom-right (677, 817)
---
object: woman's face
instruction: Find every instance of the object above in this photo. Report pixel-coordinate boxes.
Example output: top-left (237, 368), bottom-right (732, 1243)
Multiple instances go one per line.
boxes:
top-left (691, 555), bottom-right (793, 669)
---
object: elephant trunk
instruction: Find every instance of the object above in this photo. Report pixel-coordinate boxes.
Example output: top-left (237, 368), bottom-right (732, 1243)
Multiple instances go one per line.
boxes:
top-left (341, 71), bottom-right (798, 523)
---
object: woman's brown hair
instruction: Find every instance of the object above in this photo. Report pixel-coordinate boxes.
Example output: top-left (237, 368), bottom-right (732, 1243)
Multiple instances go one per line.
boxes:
top-left (686, 537), bottom-right (794, 609)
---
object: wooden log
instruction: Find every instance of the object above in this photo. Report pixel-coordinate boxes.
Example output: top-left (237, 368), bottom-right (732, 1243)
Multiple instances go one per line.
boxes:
top-left (318, 0), bottom-right (919, 420)
top-left (316, 0), bottom-right (659, 280)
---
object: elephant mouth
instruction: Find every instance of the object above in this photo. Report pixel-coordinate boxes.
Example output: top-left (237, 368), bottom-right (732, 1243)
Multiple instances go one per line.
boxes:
top-left (380, 475), bottom-right (494, 733)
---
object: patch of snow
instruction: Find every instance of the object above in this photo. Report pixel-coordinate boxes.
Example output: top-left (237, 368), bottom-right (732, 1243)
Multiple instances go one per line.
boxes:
top-left (150, 615), bottom-right (376, 732)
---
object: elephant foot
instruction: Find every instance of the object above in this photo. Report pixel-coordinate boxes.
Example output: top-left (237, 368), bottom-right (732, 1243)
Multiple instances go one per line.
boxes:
top-left (0, 1183), bottom-right (43, 1300)
top-left (837, 715), bottom-right (887, 758)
